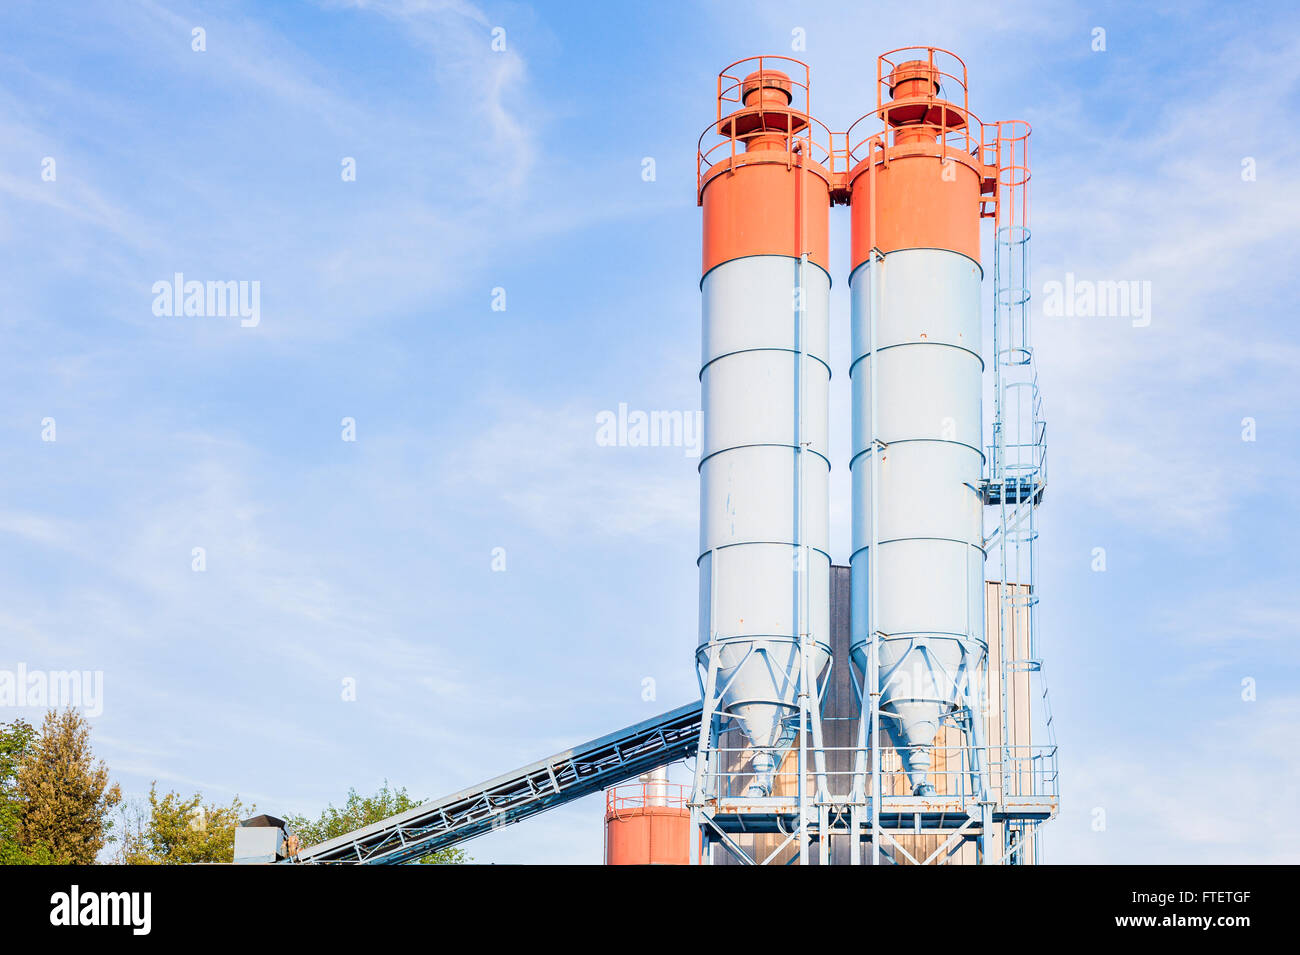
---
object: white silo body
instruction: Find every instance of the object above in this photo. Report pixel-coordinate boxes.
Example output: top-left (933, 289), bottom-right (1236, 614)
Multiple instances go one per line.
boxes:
top-left (849, 249), bottom-right (986, 794)
top-left (698, 254), bottom-right (832, 795)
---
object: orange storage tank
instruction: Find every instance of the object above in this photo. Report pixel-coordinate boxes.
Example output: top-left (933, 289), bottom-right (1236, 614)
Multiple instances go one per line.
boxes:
top-left (604, 775), bottom-right (691, 865)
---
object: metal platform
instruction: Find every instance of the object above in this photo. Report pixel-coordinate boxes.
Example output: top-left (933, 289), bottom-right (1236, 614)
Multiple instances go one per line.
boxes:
top-left (290, 701), bottom-right (702, 864)
top-left (980, 476), bottom-right (1045, 506)
top-left (706, 796), bottom-right (1057, 832)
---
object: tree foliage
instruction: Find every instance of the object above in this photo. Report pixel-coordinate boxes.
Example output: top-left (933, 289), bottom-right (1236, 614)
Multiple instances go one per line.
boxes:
top-left (4, 713), bottom-right (468, 866)
top-left (0, 719), bottom-right (53, 864)
top-left (116, 784), bottom-right (247, 864)
top-left (287, 781), bottom-right (467, 864)
top-left (11, 708), bottom-right (119, 864)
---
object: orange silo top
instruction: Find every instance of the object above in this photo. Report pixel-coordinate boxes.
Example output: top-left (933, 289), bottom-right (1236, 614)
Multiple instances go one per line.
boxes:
top-left (697, 58), bottom-right (833, 276)
top-left (846, 47), bottom-right (997, 268)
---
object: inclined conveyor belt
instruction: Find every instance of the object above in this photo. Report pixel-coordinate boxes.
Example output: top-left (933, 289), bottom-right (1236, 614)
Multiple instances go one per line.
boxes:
top-left (289, 701), bottom-right (702, 864)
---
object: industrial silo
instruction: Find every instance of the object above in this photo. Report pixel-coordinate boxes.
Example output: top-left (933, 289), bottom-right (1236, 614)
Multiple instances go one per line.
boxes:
top-left (695, 59), bottom-right (833, 799)
top-left (847, 49), bottom-right (989, 797)
top-left (687, 48), bottom-right (1057, 865)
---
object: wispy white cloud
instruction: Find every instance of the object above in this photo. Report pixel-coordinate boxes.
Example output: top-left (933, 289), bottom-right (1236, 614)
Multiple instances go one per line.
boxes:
top-left (0, 0), bottom-right (612, 347)
top-left (1031, 31), bottom-right (1300, 537)
top-left (1054, 697), bottom-right (1300, 863)
top-left (447, 393), bottom-right (697, 539)
top-left (331, 0), bottom-right (537, 189)
top-left (1157, 579), bottom-right (1300, 650)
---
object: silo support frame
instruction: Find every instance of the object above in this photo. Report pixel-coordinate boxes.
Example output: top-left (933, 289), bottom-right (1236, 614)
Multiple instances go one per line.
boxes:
top-left (847, 630), bottom-right (992, 864)
top-left (689, 628), bottom-right (836, 865)
top-left (874, 814), bottom-right (978, 866)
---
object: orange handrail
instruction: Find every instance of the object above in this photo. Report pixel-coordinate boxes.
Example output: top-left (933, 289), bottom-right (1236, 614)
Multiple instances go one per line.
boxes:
top-left (605, 781), bottom-right (689, 817)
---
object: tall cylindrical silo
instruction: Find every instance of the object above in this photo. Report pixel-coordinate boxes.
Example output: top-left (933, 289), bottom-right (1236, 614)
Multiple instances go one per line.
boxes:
top-left (697, 60), bottom-right (832, 797)
top-left (848, 51), bottom-right (988, 795)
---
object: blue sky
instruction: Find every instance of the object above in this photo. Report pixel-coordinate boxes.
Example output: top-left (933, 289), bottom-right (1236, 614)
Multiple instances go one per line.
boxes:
top-left (1, 0), bottom-right (1297, 864)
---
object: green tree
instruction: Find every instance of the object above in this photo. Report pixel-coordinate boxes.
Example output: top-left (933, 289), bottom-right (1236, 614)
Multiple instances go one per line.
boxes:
top-left (14, 708), bottom-right (120, 864)
top-left (0, 719), bottom-right (53, 864)
top-left (117, 784), bottom-right (247, 864)
top-left (288, 781), bottom-right (467, 864)
top-left (109, 795), bottom-right (151, 864)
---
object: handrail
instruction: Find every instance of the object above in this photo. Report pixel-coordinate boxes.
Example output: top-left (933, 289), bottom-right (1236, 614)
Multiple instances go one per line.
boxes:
top-left (606, 781), bottom-right (690, 815)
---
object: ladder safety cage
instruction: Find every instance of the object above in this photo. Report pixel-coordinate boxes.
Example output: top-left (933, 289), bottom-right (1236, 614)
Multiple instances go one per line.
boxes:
top-left (987, 118), bottom-right (1058, 865)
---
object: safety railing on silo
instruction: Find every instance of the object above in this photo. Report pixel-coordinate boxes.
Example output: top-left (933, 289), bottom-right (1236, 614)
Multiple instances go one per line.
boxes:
top-left (696, 55), bottom-right (840, 204)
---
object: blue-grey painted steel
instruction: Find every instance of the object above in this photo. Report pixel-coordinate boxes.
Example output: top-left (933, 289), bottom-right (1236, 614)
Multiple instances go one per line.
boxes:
top-left (697, 254), bottom-right (832, 797)
top-left (850, 249), bottom-right (987, 795)
top-left (289, 702), bottom-right (701, 864)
